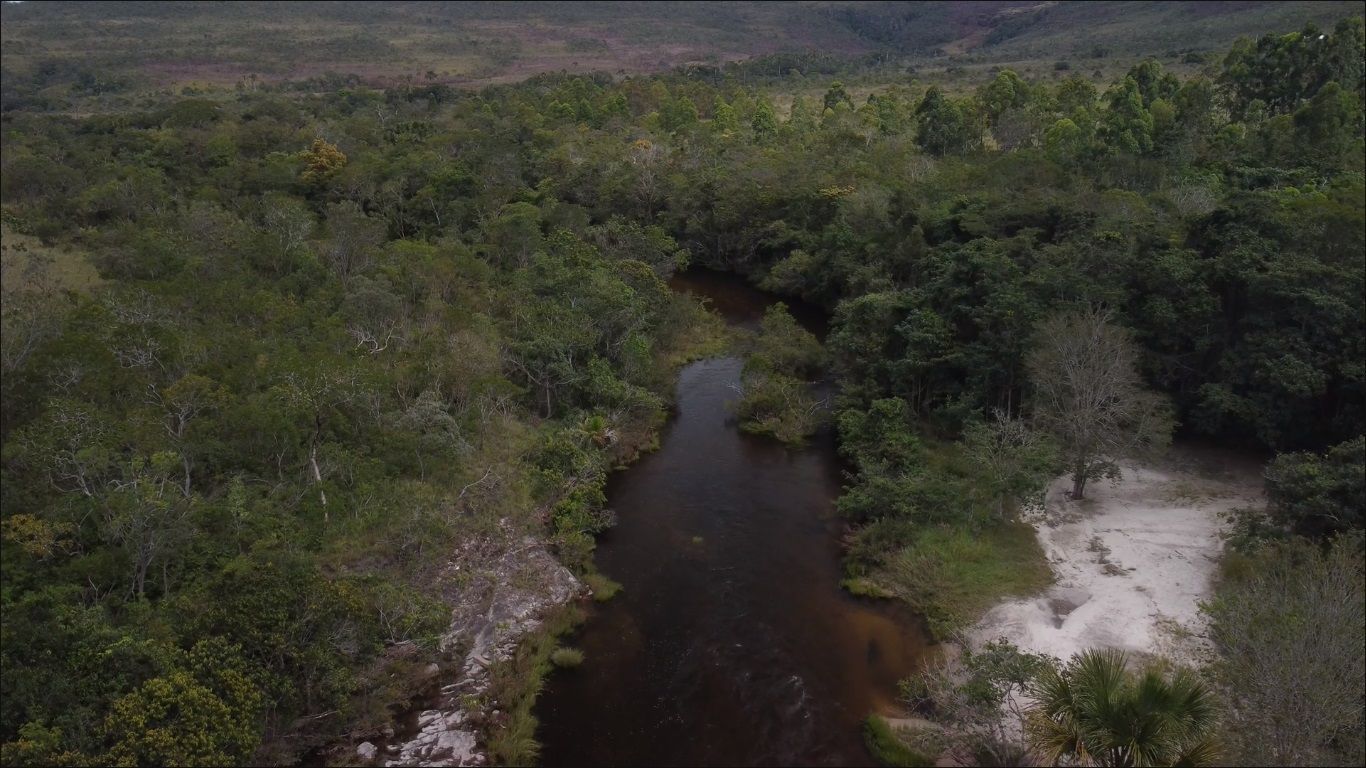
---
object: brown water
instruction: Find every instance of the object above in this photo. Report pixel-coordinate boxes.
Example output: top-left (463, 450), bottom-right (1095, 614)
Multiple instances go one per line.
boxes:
top-left (535, 270), bottom-right (931, 766)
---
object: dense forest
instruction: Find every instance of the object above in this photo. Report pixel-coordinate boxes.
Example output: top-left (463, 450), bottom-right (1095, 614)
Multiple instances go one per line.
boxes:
top-left (1, 2), bottom-right (1363, 766)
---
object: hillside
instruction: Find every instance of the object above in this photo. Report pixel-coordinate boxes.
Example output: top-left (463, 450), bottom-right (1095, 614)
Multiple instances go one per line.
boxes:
top-left (1, 0), bottom-right (1358, 106)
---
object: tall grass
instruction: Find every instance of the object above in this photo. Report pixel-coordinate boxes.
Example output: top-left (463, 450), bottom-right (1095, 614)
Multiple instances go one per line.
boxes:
top-left (483, 604), bottom-right (585, 765)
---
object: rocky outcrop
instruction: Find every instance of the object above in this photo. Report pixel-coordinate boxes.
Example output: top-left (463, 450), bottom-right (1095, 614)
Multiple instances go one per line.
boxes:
top-left (366, 528), bottom-right (583, 767)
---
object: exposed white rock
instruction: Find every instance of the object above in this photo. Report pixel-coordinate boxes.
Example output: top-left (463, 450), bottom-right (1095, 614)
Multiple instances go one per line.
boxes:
top-left (357, 741), bottom-right (378, 761)
top-left (381, 530), bottom-right (583, 767)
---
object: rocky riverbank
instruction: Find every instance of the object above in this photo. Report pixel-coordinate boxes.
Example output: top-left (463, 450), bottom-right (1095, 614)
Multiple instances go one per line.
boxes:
top-left (347, 527), bottom-right (583, 767)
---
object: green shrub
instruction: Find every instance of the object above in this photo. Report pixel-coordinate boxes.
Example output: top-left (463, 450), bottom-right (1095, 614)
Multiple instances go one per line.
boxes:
top-left (550, 647), bottom-right (584, 668)
top-left (583, 572), bottom-right (623, 602)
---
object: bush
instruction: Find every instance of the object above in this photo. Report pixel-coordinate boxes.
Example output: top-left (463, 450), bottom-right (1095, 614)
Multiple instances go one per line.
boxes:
top-left (734, 372), bottom-right (824, 444)
top-left (550, 647), bottom-right (585, 668)
top-left (583, 572), bottom-right (622, 602)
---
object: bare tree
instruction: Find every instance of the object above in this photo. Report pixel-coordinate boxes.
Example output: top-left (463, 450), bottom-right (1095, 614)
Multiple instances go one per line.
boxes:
top-left (258, 192), bottom-right (315, 272)
top-left (321, 201), bottom-right (384, 282)
top-left (1204, 537), bottom-right (1365, 766)
top-left (1026, 307), bottom-right (1173, 499)
top-left (0, 246), bottom-right (62, 374)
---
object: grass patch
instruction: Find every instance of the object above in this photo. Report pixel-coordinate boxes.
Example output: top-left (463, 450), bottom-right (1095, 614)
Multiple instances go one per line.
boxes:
top-left (841, 577), bottom-right (896, 598)
top-left (863, 715), bottom-right (934, 768)
top-left (549, 647), bottom-right (584, 668)
top-left (0, 224), bottom-right (103, 294)
top-left (583, 572), bottom-right (622, 602)
top-left (880, 522), bottom-right (1052, 639)
top-left (482, 604), bottom-right (584, 766)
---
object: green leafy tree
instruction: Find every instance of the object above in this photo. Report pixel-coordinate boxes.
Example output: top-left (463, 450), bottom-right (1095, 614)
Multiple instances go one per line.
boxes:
top-left (103, 641), bottom-right (262, 767)
top-left (905, 639), bottom-right (1058, 765)
top-left (751, 98), bottom-right (779, 140)
top-left (915, 87), bottom-right (979, 156)
top-left (1264, 436), bottom-right (1365, 538)
top-left (964, 410), bottom-right (1059, 521)
top-left (823, 81), bottom-right (853, 111)
top-left (979, 69), bottom-right (1030, 126)
top-left (711, 98), bottom-right (740, 134)
top-left (1101, 77), bottom-right (1155, 155)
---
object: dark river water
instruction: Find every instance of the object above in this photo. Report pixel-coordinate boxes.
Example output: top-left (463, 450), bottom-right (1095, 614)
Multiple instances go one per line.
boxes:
top-left (534, 270), bottom-right (932, 766)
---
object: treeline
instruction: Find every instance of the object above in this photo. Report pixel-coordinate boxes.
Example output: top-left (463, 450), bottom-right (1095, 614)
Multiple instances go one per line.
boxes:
top-left (1, 14), bottom-right (1363, 766)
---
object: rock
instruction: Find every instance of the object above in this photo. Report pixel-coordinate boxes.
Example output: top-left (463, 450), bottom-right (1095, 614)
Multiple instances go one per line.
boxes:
top-left (383, 532), bottom-right (584, 768)
top-left (422, 662), bottom-right (440, 678)
top-left (357, 741), bottom-right (378, 760)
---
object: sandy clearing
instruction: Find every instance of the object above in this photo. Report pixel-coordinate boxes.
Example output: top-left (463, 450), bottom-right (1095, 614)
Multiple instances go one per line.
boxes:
top-left (972, 453), bottom-right (1264, 666)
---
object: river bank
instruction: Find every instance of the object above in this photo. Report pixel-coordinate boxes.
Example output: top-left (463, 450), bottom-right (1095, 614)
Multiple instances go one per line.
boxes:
top-left (971, 447), bottom-right (1265, 666)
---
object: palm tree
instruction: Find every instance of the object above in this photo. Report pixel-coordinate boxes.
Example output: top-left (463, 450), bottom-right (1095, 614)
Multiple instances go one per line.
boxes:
top-left (1026, 649), bottom-right (1220, 767)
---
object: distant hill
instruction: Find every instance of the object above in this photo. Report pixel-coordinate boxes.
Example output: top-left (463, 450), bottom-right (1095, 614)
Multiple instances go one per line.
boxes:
top-left (1, 0), bottom-right (1360, 99)
top-left (817, 1), bottom-right (1362, 59)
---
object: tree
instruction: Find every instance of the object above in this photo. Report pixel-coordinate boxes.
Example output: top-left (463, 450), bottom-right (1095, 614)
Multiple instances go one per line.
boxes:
top-left (1264, 436), bottom-right (1365, 538)
top-left (1101, 77), bottom-right (1155, 155)
top-left (586, 216), bottom-right (688, 278)
top-left (964, 410), bottom-right (1059, 521)
top-left (660, 95), bottom-right (698, 133)
top-left (904, 639), bottom-right (1058, 765)
top-left (1045, 117), bottom-right (1087, 163)
top-left (1204, 536), bottom-right (1365, 766)
top-left (103, 640), bottom-right (262, 767)
top-left (299, 137), bottom-right (347, 186)
top-left (1026, 308), bottom-right (1173, 499)
top-left (979, 69), bottom-right (1030, 126)
top-left (1027, 649), bottom-right (1220, 767)
top-left (747, 303), bottom-right (822, 377)
top-left (751, 98), bottom-right (778, 140)
top-left (823, 81), bottom-right (853, 111)
top-left (320, 201), bottom-right (384, 281)
top-left (711, 98), bottom-right (739, 134)
top-left (255, 192), bottom-right (314, 274)
top-left (736, 304), bottom-right (826, 444)
top-left (916, 87), bottom-right (978, 156)
top-left (102, 452), bottom-right (197, 599)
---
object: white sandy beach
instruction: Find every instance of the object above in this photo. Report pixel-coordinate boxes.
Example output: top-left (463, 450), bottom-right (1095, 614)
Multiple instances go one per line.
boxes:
top-left (972, 457), bottom-right (1264, 666)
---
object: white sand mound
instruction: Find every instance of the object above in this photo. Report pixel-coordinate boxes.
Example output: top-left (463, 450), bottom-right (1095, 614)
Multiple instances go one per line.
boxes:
top-left (973, 454), bottom-right (1263, 666)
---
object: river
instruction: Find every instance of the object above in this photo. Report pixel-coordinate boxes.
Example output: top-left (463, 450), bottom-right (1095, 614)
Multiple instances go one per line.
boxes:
top-left (534, 270), bottom-right (932, 766)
